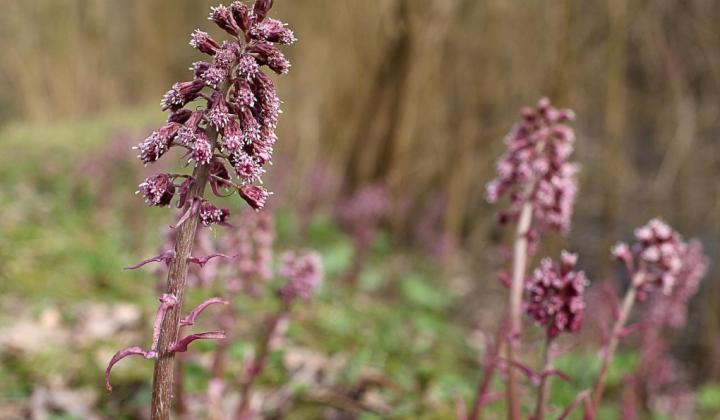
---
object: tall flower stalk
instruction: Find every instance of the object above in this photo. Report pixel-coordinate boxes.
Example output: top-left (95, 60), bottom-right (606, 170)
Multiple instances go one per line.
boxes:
top-left (483, 98), bottom-right (578, 418)
top-left (104, 2), bottom-right (295, 419)
top-left (590, 218), bottom-right (695, 413)
top-left (236, 250), bottom-right (323, 418)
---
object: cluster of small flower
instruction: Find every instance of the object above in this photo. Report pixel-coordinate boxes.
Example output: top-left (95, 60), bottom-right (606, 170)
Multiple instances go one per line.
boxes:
top-left (486, 97), bottom-right (578, 234)
top-left (220, 209), bottom-right (275, 294)
top-left (646, 239), bottom-right (708, 328)
top-left (134, 0), bottom-right (296, 222)
top-left (525, 251), bottom-right (587, 338)
top-left (612, 218), bottom-right (689, 299)
top-left (278, 251), bottom-right (324, 304)
top-left (335, 184), bottom-right (390, 247)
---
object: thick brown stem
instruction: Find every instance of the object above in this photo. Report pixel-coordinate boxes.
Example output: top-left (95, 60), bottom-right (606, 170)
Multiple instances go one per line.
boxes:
top-left (590, 272), bottom-right (643, 413)
top-left (150, 122), bottom-right (222, 420)
top-left (173, 355), bottom-right (187, 417)
top-left (505, 202), bottom-right (533, 420)
top-left (532, 337), bottom-right (553, 420)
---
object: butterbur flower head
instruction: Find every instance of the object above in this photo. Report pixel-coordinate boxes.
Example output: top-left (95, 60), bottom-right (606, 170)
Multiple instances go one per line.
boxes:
top-left (278, 251), bottom-right (323, 303)
top-left (221, 119), bottom-right (245, 153)
top-left (237, 54), bottom-right (260, 80)
top-left (207, 92), bottom-right (231, 129)
top-left (249, 41), bottom-right (291, 75)
top-left (486, 97), bottom-right (578, 235)
top-left (199, 200), bottom-right (230, 227)
top-left (525, 250), bottom-right (587, 338)
top-left (177, 126), bottom-right (196, 146)
top-left (189, 132), bottom-right (213, 166)
top-left (230, 1), bottom-right (251, 31)
top-left (619, 219), bottom-right (690, 298)
top-left (190, 29), bottom-right (220, 55)
top-left (251, 18), bottom-right (296, 45)
top-left (209, 4), bottom-right (240, 36)
top-left (161, 80), bottom-right (205, 111)
top-left (138, 174), bottom-right (176, 206)
top-left (201, 65), bottom-right (227, 89)
top-left (239, 185), bottom-right (270, 210)
top-left (234, 80), bottom-right (256, 107)
top-left (213, 42), bottom-right (240, 69)
top-left (136, 123), bottom-right (179, 164)
top-left (233, 151), bottom-right (264, 184)
top-left (239, 107), bottom-right (261, 143)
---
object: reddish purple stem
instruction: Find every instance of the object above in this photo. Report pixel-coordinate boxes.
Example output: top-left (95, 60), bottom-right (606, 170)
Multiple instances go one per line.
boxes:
top-left (497, 357), bottom-right (572, 386)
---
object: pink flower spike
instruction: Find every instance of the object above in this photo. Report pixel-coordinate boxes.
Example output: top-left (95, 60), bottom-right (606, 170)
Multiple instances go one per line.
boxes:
top-left (179, 297), bottom-right (229, 327)
top-left (105, 346), bottom-right (156, 393)
top-left (123, 250), bottom-right (175, 270)
top-left (151, 294), bottom-right (178, 353)
top-left (170, 331), bottom-right (227, 353)
top-left (187, 253), bottom-right (233, 267)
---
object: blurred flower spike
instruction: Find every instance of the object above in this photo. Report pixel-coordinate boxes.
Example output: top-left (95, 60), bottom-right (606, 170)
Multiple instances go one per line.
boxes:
top-left (486, 97), bottom-right (579, 236)
top-left (613, 218), bottom-right (696, 300)
top-left (525, 251), bottom-right (588, 338)
top-left (278, 251), bottom-right (324, 304)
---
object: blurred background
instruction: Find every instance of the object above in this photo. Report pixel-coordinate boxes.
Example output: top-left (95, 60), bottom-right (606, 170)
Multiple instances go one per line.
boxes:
top-left (1, 0), bottom-right (719, 418)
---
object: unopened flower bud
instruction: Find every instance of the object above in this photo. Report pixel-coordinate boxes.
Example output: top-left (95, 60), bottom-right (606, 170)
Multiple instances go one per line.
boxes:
top-left (230, 1), bottom-right (251, 32)
top-left (199, 200), bottom-right (230, 226)
top-left (138, 174), bottom-right (176, 206)
top-left (253, 0), bottom-right (274, 23)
